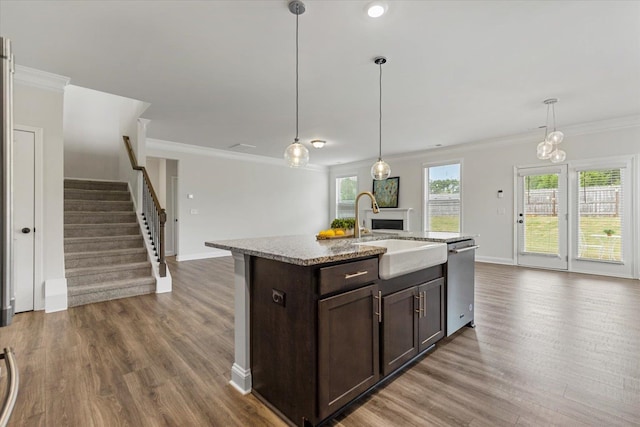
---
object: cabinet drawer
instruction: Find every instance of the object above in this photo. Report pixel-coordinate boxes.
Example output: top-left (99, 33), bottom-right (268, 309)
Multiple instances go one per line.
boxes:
top-left (319, 258), bottom-right (379, 295)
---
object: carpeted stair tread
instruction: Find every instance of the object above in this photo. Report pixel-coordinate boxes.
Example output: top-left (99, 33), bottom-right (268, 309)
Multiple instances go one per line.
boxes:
top-left (65, 222), bottom-right (139, 229)
top-left (67, 277), bottom-right (156, 307)
top-left (65, 200), bottom-right (134, 212)
top-left (66, 261), bottom-right (151, 278)
top-left (68, 276), bottom-right (156, 296)
top-left (65, 247), bottom-right (148, 269)
top-left (64, 234), bottom-right (143, 243)
top-left (65, 211), bottom-right (137, 224)
top-left (64, 223), bottom-right (141, 238)
top-left (64, 179), bottom-right (128, 191)
top-left (65, 188), bottom-right (131, 201)
top-left (65, 247), bottom-right (147, 260)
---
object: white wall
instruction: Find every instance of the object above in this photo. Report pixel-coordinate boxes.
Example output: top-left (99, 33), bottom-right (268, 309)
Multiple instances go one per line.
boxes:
top-left (147, 139), bottom-right (329, 260)
top-left (14, 82), bottom-right (66, 308)
top-left (330, 118), bottom-right (640, 272)
top-left (64, 85), bottom-right (149, 181)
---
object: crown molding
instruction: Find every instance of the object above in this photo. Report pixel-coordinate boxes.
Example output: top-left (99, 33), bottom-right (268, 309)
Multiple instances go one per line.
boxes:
top-left (14, 65), bottom-right (70, 92)
top-left (146, 138), bottom-right (328, 172)
top-left (330, 115), bottom-right (640, 171)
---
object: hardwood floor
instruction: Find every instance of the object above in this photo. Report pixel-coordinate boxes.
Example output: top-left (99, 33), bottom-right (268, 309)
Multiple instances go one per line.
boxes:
top-left (1, 258), bottom-right (638, 426)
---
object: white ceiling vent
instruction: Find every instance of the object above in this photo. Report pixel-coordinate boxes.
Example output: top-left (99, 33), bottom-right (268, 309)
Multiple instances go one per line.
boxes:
top-left (228, 143), bottom-right (257, 152)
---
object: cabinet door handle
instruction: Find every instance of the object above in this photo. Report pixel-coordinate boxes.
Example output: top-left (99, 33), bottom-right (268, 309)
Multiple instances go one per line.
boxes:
top-left (374, 290), bottom-right (382, 323)
top-left (415, 294), bottom-right (421, 314)
top-left (344, 271), bottom-right (368, 279)
top-left (421, 291), bottom-right (425, 318)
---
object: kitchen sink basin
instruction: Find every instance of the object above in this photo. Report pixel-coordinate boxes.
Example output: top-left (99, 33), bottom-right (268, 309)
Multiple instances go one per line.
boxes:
top-left (355, 239), bottom-right (447, 280)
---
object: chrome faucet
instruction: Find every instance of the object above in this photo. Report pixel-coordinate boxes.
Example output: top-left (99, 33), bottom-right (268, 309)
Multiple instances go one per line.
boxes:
top-left (354, 191), bottom-right (380, 238)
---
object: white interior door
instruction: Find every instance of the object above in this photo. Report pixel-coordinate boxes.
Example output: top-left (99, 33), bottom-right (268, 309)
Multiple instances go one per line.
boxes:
top-left (14, 129), bottom-right (35, 312)
top-left (171, 176), bottom-right (178, 256)
top-left (516, 165), bottom-right (568, 270)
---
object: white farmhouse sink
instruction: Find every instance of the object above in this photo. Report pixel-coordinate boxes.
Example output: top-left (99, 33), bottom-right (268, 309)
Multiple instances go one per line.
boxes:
top-left (355, 239), bottom-right (448, 280)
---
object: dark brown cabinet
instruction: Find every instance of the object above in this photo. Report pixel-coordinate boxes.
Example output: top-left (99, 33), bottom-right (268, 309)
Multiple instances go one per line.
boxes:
top-left (250, 255), bottom-right (445, 426)
top-left (381, 286), bottom-right (418, 375)
top-left (418, 278), bottom-right (445, 351)
top-left (381, 277), bottom-right (445, 376)
top-left (318, 284), bottom-right (380, 420)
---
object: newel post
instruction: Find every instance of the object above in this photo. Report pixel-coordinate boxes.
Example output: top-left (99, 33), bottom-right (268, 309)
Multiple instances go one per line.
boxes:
top-left (159, 209), bottom-right (167, 277)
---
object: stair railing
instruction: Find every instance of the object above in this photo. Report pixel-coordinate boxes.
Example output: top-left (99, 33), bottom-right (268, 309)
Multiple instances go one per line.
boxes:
top-left (123, 136), bottom-right (166, 277)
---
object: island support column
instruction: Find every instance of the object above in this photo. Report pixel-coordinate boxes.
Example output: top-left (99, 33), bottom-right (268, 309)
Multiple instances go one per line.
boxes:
top-left (230, 251), bottom-right (252, 394)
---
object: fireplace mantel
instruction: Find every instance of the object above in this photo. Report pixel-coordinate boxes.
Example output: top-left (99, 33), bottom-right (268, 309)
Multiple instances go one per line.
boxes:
top-left (364, 208), bottom-right (413, 231)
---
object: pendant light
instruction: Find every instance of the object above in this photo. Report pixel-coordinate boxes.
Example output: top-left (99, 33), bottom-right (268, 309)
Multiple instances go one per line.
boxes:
top-left (536, 98), bottom-right (566, 163)
top-left (284, 0), bottom-right (310, 168)
top-left (371, 56), bottom-right (391, 180)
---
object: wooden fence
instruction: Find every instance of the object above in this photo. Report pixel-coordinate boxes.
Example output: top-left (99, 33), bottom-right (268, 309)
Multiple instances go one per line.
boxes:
top-left (525, 186), bottom-right (621, 217)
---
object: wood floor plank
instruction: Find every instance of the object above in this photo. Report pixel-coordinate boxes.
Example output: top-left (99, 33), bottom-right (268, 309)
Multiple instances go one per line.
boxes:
top-left (0, 257), bottom-right (638, 426)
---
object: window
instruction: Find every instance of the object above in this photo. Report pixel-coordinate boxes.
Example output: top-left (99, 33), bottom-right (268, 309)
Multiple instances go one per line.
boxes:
top-left (424, 163), bottom-right (461, 232)
top-left (577, 168), bottom-right (625, 262)
top-left (336, 176), bottom-right (357, 219)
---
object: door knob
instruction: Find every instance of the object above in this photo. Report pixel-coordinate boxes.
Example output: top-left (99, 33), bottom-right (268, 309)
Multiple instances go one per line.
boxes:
top-left (21, 227), bottom-right (31, 234)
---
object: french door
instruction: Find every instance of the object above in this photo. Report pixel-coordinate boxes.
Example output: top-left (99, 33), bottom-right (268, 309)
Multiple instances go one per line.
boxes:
top-left (516, 165), bottom-right (568, 270)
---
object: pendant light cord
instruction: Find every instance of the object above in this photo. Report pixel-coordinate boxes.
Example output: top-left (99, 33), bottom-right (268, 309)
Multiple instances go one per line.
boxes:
top-left (551, 103), bottom-right (557, 132)
top-left (378, 61), bottom-right (383, 160)
top-left (545, 103), bottom-right (550, 139)
top-left (295, 5), bottom-right (299, 142)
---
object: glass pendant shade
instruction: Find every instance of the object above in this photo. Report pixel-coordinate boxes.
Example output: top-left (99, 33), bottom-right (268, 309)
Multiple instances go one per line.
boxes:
top-left (547, 130), bottom-right (564, 144)
top-left (284, 140), bottom-right (309, 167)
top-left (536, 140), bottom-right (554, 159)
top-left (549, 149), bottom-right (566, 163)
top-left (371, 158), bottom-right (391, 180)
top-left (537, 98), bottom-right (566, 163)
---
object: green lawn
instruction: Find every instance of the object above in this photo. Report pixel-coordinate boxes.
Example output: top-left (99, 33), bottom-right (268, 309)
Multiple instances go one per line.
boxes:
top-left (429, 216), bottom-right (459, 232)
top-left (429, 215), bottom-right (622, 261)
top-left (524, 215), bottom-right (622, 261)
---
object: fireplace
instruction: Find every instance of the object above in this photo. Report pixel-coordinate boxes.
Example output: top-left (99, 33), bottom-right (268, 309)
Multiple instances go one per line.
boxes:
top-left (371, 219), bottom-right (403, 230)
top-left (364, 208), bottom-right (413, 231)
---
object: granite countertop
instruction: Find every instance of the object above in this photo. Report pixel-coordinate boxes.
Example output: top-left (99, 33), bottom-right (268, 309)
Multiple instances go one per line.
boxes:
top-left (206, 232), bottom-right (477, 266)
top-left (206, 235), bottom-right (387, 266)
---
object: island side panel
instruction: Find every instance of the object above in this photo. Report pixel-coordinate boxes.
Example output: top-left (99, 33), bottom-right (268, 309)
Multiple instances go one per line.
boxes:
top-left (250, 256), bottom-right (317, 426)
top-left (230, 252), bottom-right (252, 394)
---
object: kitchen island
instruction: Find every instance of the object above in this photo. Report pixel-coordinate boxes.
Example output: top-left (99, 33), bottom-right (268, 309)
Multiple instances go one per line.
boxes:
top-left (206, 232), bottom-right (475, 426)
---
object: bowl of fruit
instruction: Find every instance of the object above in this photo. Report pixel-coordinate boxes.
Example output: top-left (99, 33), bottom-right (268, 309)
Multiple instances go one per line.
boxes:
top-left (316, 218), bottom-right (356, 240)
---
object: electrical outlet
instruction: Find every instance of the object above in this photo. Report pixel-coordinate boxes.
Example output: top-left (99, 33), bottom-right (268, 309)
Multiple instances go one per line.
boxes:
top-left (272, 289), bottom-right (286, 307)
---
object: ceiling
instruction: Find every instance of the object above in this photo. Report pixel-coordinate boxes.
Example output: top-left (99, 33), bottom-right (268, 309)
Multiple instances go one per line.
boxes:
top-left (2, 0), bottom-right (639, 166)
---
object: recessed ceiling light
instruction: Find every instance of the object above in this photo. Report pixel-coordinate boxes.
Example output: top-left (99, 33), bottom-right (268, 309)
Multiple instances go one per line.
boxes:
top-left (366, 1), bottom-right (387, 18)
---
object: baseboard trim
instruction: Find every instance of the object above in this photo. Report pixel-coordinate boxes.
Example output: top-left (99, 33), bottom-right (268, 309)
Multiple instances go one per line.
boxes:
top-left (230, 363), bottom-right (252, 395)
top-left (45, 278), bottom-right (68, 312)
top-left (176, 250), bottom-right (231, 261)
top-left (476, 256), bottom-right (514, 265)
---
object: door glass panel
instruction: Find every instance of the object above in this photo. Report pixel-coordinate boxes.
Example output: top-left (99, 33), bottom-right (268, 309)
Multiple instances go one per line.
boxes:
top-left (522, 173), bottom-right (559, 255)
top-left (577, 168), bottom-right (623, 262)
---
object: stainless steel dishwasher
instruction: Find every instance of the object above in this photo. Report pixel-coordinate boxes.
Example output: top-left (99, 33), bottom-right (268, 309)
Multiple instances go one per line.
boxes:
top-left (445, 239), bottom-right (479, 336)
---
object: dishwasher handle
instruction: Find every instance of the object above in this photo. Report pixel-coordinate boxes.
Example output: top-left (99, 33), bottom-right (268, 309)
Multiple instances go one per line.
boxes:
top-left (449, 245), bottom-right (479, 254)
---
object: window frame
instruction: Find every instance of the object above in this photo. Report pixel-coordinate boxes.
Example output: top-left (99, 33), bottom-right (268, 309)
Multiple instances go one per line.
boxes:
top-left (422, 160), bottom-right (463, 233)
top-left (335, 174), bottom-right (358, 220)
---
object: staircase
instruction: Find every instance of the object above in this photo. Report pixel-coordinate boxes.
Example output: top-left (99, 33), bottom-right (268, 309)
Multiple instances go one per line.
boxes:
top-left (64, 179), bottom-right (156, 307)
